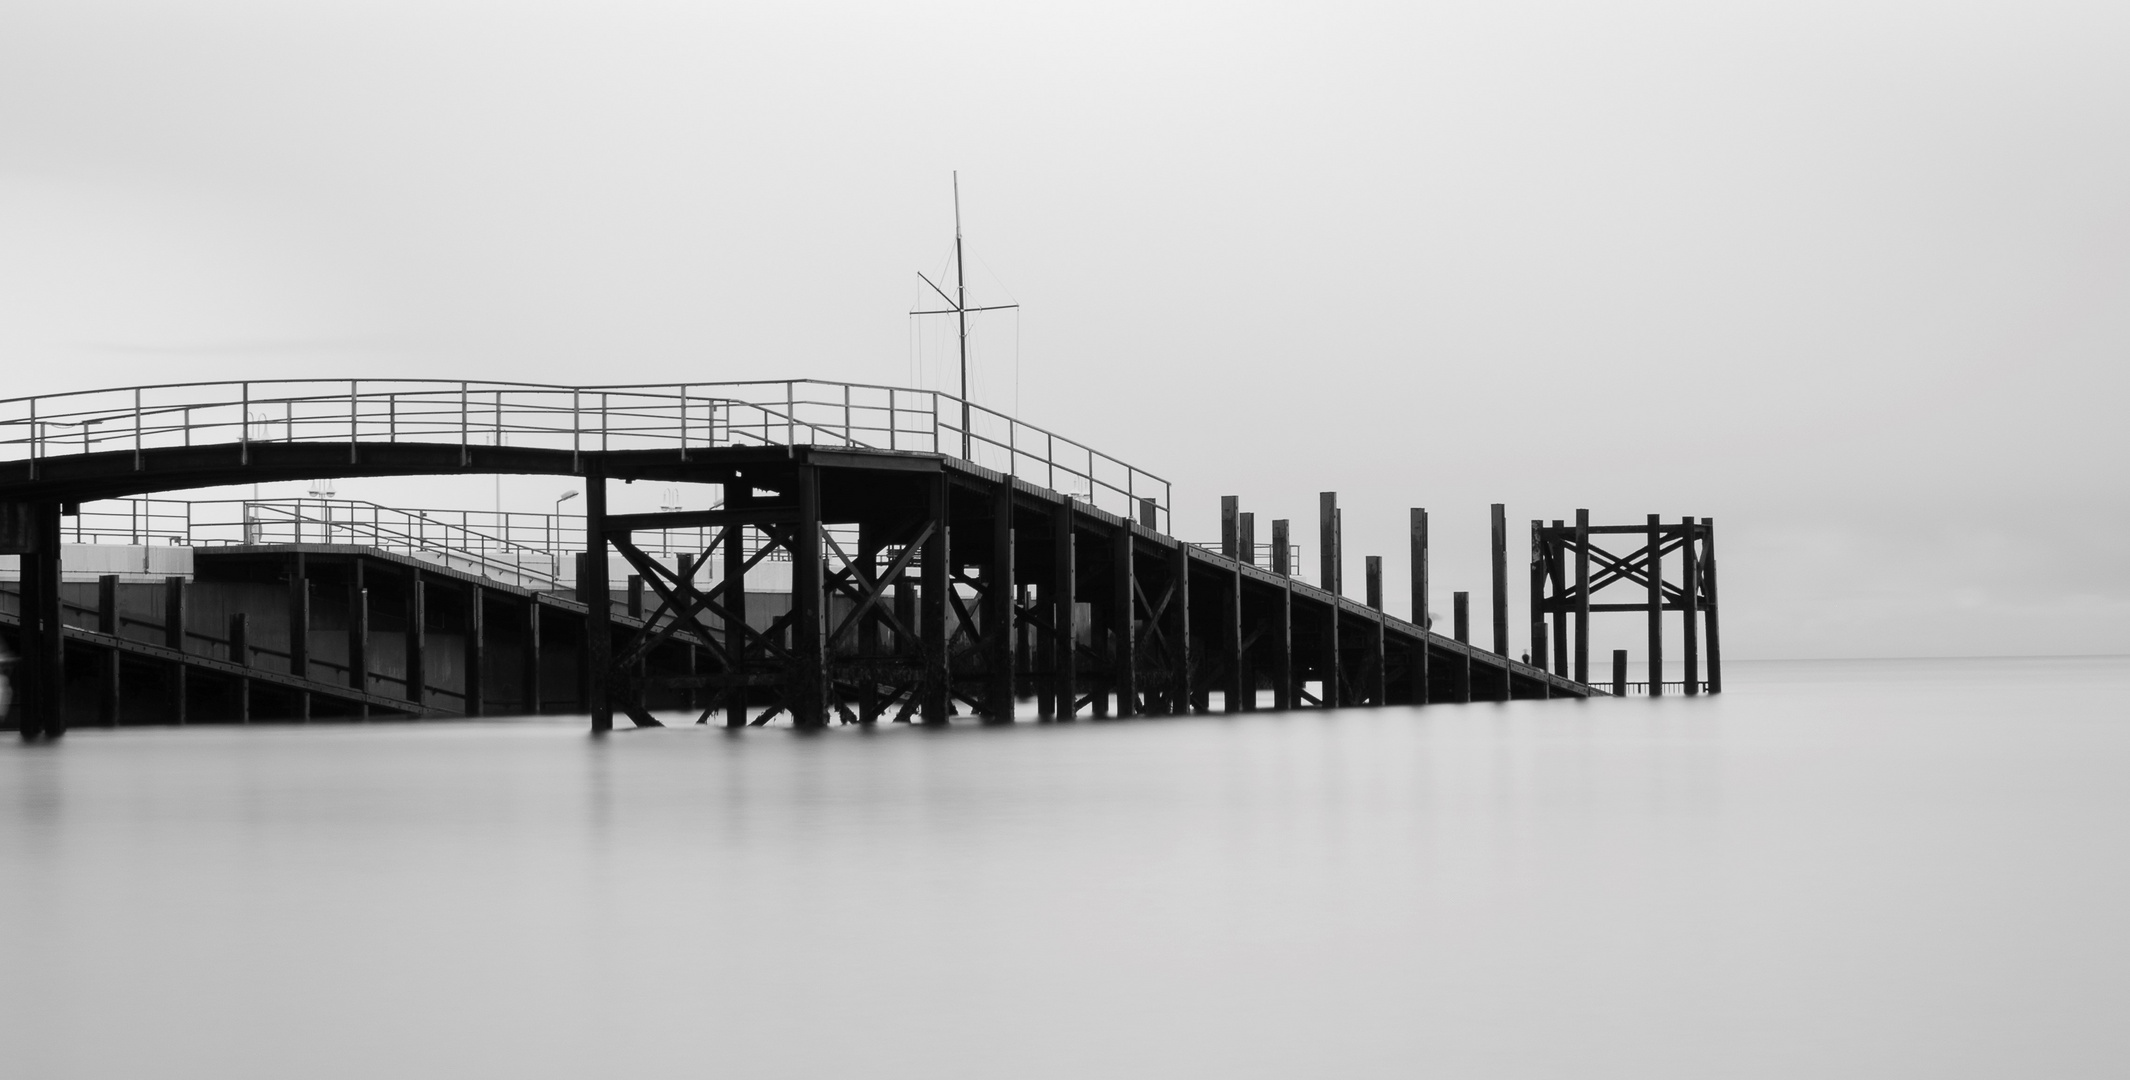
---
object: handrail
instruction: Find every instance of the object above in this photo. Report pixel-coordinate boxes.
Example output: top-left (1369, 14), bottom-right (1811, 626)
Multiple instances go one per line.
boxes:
top-left (0, 378), bottom-right (1173, 531)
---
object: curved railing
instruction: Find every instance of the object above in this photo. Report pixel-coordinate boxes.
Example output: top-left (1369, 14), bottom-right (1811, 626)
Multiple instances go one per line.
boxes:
top-left (0, 378), bottom-right (1173, 531)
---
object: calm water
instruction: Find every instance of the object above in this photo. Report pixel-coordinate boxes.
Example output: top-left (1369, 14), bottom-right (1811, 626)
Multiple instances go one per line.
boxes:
top-left (5, 657), bottom-right (2128, 1078)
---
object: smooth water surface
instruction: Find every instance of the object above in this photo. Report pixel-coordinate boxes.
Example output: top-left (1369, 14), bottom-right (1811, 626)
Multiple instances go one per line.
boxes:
top-left (5, 658), bottom-right (2128, 1078)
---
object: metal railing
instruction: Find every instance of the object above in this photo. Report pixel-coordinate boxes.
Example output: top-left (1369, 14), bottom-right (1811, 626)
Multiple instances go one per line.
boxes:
top-left (0, 378), bottom-right (1172, 531)
top-left (65, 497), bottom-right (790, 590)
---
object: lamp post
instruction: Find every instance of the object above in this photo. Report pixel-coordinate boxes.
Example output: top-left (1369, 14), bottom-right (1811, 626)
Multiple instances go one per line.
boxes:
top-left (552, 490), bottom-right (579, 581)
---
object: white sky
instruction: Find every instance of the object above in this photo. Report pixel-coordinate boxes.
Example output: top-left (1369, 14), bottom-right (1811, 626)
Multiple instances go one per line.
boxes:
top-left (2, 0), bottom-right (2124, 659)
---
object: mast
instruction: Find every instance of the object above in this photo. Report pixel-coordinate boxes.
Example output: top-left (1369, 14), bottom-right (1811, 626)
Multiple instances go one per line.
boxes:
top-left (911, 174), bottom-right (1018, 463)
top-left (955, 172), bottom-right (970, 459)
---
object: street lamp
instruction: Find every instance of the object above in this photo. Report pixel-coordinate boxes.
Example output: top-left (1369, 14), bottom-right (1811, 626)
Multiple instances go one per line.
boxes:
top-left (552, 490), bottom-right (579, 580)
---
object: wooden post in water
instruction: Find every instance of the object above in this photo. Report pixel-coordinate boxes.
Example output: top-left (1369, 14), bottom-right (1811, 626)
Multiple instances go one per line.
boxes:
top-left (1612, 649), bottom-right (1628, 696)
top-left (349, 560), bottom-right (368, 700)
top-left (466, 584), bottom-right (485, 717)
top-left (1222, 555), bottom-right (1243, 713)
top-left (164, 576), bottom-right (186, 650)
top-left (984, 484), bottom-right (1015, 720)
top-left (230, 612), bottom-right (251, 723)
top-left (1239, 512), bottom-right (1256, 570)
top-left (1409, 509), bottom-right (1429, 629)
top-left (1221, 496), bottom-right (1239, 558)
top-left (1574, 509), bottom-right (1591, 685)
top-left (1053, 499), bottom-right (1077, 719)
top-left (1703, 517), bottom-right (1723, 694)
top-left (1110, 527), bottom-right (1136, 717)
top-left (724, 491), bottom-right (751, 727)
top-left (1319, 493), bottom-right (1340, 595)
top-left (1549, 520), bottom-right (1568, 678)
top-left (1272, 519), bottom-right (1290, 577)
top-left (524, 596), bottom-right (542, 715)
top-left (583, 468), bottom-right (612, 732)
top-left (1528, 518), bottom-right (1546, 671)
top-left (1681, 515), bottom-right (1699, 696)
top-left (1490, 503), bottom-right (1508, 658)
top-left (1273, 578), bottom-right (1294, 710)
top-left (792, 461), bottom-right (829, 727)
top-left (1365, 556), bottom-right (1383, 611)
top-left (920, 472), bottom-right (951, 724)
top-left (1166, 541), bottom-right (1191, 715)
top-left (1453, 589), bottom-right (1471, 703)
top-left (1646, 513), bottom-right (1663, 696)
top-left (406, 575), bottom-right (426, 710)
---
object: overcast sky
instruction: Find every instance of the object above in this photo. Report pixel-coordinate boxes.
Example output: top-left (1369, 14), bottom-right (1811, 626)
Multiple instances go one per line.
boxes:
top-left (2, 0), bottom-right (2124, 660)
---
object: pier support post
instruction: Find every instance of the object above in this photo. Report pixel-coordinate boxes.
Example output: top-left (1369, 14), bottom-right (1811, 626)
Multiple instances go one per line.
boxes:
top-left (525, 596), bottom-right (543, 715)
top-left (920, 473), bottom-right (950, 723)
top-left (1272, 519), bottom-right (1290, 578)
top-left (984, 485), bottom-right (1015, 720)
top-left (584, 468), bottom-right (612, 732)
top-left (1110, 527), bottom-right (1135, 717)
top-left (1646, 513), bottom-right (1663, 696)
top-left (1682, 515), bottom-right (1699, 696)
top-left (286, 554), bottom-right (309, 683)
top-left (230, 613), bottom-right (251, 722)
top-left (1319, 493), bottom-right (1340, 595)
top-left (466, 584), bottom-right (485, 717)
top-left (1453, 590), bottom-right (1472, 703)
top-left (1574, 509), bottom-right (1590, 685)
top-left (11, 502), bottom-right (65, 737)
top-left (1221, 496), bottom-right (1239, 558)
top-left (1321, 600), bottom-right (1341, 709)
top-left (1612, 649), bottom-right (1628, 696)
top-left (1491, 503), bottom-right (1508, 657)
top-left (1410, 508), bottom-right (1429, 705)
top-left (349, 560), bottom-right (369, 699)
top-left (1052, 500), bottom-right (1077, 719)
top-left (1528, 518), bottom-right (1546, 669)
top-left (406, 575), bottom-right (426, 710)
top-left (791, 461), bottom-right (829, 727)
top-left (164, 575), bottom-right (186, 651)
top-left (1167, 542), bottom-right (1190, 715)
top-left (724, 489), bottom-right (751, 727)
top-left (1365, 555), bottom-right (1383, 611)
top-left (1550, 520), bottom-right (1568, 678)
top-left (1703, 518), bottom-right (1723, 694)
top-left (1273, 579), bottom-right (1293, 710)
top-left (1222, 556), bottom-right (1243, 713)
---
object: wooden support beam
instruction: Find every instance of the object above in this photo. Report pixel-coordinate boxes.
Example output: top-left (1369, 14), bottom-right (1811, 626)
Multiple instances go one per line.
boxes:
top-left (1239, 512), bottom-right (1255, 570)
top-left (856, 524), bottom-right (882, 724)
top-left (1365, 555), bottom-right (1383, 611)
top-left (17, 503), bottom-right (63, 737)
top-left (1612, 649), bottom-right (1628, 696)
top-left (1221, 495), bottom-right (1239, 558)
top-left (1550, 519), bottom-right (1568, 678)
top-left (406, 575), bottom-right (426, 709)
top-left (164, 575), bottom-right (186, 651)
top-left (1703, 517), bottom-right (1723, 694)
top-left (1111, 527), bottom-right (1136, 717)
top-left (102, 645), bottom-right (121, 728)
top-left (1272, 519), bottom-right (1290, 577)
top-left (920, 473), bottom-right (950, 724)
top-left (524, 595), bottom-right (542, 715)
top-left (1366, 613), bottom-right (1386, 706)
top-left (1491, 503), bottom-right (1508, 657)
top-left (1409, 508), bottom-right (1429, 629)
top-left (627, 574), bottom-right (644, 619)
top-left (1273, 579), bottom-right (1293, 710)
top-left (1529, 518), bottom-right (1545, 670)
top-left (1166, 542), bottom-right (1190, 715)
top-left (1024, 584), bottom-right (1041, 711)
top-left (584, 468), bottom-right (613, 732)
top-left (1453, 591), bottom-right (1470, 643)
top-left (791, 461), bottom-right (829, 727)
top-left (349, 559), bottom-right (368, 698)
top-left (172, 663), bottom-right (187, 726)
top-left (1682, 515), bottom-right (1699, 696)
top-left (1222, 556), bottom-right (1243, 713)
top-left (287, 553), bottom-right (309, 682)
top-left (984, 484), bottom-right (1015, 720)
top-left (723, 496), bottom-right (751, 728)
top-left (98, 574), bottom-right (118, 635)
top-left (1053, 499), bottom-right (1077, 719)
top-left (1646, 513), bottom-right (1663, 696)
top-left (1319, 492), bottom-right (1340, 595)
top-left (1574, 509), bottom-right (1591, 685)
top-left (1321, 598), bottom-right (1341, 709)
top-left (467, 583), bottom-right (485, 717)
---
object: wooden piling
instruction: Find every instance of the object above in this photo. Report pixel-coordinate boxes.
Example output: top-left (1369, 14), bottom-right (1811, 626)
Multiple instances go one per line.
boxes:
top-left (1574, 509), bottom-right (1590, 685)
top-left (1321, 598), bottom-right (1341, 709)
top-left (406, 575), bottom-right (426, 709)
top-left (98, 574), bottom-right (118, 635)
top-left (583, 469), bottom-right (612, 732)
top-left (1272, 519), bottom-right (1290, 577)
top-left (1319, 493), bottom-right (1340, 595)
top-left (524, 595), bottom-right (543, 715)
top-left (723, 492), bottom-right (750, 727)
top-left (982, 485), bottom-right (1016, 720)
top-left (1273, 578), bottom-right (1294, 710)
top-left (1110, 527), bottom-right (1136, 717)
top-left (1612, 649), bottom-right (1627, 696)
top-left (1703, 517), bottom-right (1723, 694)
top-left (1239, 512), bottom-right (1256, 569)
top-left (1053, 499), bottom-right (1077, 719)
top-left (1453, 591), bottom-right (1470, 643)
top-left (1681, 515), bottom-right (1699, 696)
top-left (1222, 555), bottom-right (1243, 713)
top-left (1409, 508), bottom-right (1429, 629)
top-left (1365, 555), bottom-right (1383, 611)
top-left (1221, 495), bottom-right (1239, 559)
top-left (1646, 513), bottom-right (1663, 696)
top-left (1491, 503), bottom-right (1508, 657)
top-left (349, 559), bottom-right (368, 696)
top-left (164, 576), bottom-right (186, 650)
top-left (467, 584), bottom-right (485, 717)
top-left (920, 472), bottom-right (951, 723)
top-left (1528, 519), bottom-right (1545, 670)
top-left (1166, 541), bottom-right (1190, 715)
top-left (627, 574), bottom-right (643, 619)
top-left (1549, 520), bottom-right (1568, 678)
top-left (792, 461), bottom-right (829, 727)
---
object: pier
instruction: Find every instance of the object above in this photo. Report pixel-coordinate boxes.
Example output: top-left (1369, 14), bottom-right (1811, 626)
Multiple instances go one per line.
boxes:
top-left (0, 380), bottom-right (1719, 736)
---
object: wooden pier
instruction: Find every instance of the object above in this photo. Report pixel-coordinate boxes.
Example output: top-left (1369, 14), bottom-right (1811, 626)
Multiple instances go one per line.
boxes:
top-left (0, 379), bottom-right (1718, 736)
